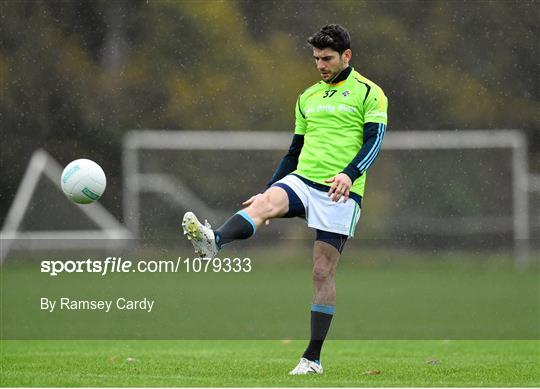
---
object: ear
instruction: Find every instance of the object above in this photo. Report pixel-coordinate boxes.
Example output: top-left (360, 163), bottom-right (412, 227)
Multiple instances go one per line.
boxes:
top-left (342, 49), bottom-right (352, 63)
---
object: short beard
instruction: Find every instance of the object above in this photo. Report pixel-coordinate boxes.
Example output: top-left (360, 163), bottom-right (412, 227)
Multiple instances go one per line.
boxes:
top-left (323, 58), bottom-right (347, 83)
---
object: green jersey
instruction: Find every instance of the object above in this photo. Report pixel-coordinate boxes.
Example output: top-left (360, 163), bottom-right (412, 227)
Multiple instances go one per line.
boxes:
top-left (293, 67), bottom-right (388, 197)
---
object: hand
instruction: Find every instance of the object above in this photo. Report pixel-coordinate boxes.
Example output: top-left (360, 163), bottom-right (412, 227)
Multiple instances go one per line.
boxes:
top-left (325, 173), bottom-right (352, 203)
top-left (242, 194), bottom-right (270, 225)
top-left (242, 194), bottom-right (262, 207)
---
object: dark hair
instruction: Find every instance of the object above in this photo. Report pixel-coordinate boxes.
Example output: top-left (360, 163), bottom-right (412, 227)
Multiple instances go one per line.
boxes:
top-left (307, 24), bottom-right (351, 54)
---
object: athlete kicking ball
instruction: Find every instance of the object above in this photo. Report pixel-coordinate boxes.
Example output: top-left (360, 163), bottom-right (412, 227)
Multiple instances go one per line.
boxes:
top-left (183, 24), bottom-right (388, 375)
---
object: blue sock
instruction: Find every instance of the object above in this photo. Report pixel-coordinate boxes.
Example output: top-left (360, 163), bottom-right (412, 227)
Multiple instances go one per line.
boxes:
top-left (215, 211), bottom-right (256, 249)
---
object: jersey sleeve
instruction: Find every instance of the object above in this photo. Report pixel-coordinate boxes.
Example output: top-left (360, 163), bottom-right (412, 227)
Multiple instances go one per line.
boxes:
top-left (265, 134), bottom-right (304, 189)
top-left (342, 122), bottom-right (387, 182)
top-left (294, 95), bottom-right (307, 135)
top-left (341, 84), bottom-right (389, 183)
top-left (363, 85), bottom-right (388, 125)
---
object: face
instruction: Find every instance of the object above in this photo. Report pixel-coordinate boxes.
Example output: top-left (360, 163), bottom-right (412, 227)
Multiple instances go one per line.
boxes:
top-left (313, 47), bottom-right (352, 82)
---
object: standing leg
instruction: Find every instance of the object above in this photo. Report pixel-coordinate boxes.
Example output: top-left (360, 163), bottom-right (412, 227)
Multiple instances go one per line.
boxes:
top-left (302, 232), bottom-right (346, 364)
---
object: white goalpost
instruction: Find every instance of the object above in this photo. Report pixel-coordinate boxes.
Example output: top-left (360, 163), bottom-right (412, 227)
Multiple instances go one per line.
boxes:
top-left (122, 130), bottom-right (531, 266)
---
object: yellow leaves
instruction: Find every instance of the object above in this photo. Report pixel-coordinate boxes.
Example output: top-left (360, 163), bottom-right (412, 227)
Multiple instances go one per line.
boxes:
top-left (3, 1), bottom-right (537, 134)
top-left (175, 0), bottom-right (249, 44)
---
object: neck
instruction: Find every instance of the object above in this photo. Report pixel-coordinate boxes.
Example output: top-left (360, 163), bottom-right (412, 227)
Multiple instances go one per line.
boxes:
top-left (326, 65), bottom-right (352, 84)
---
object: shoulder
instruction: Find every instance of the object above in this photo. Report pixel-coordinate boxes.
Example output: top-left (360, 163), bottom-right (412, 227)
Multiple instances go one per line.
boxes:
top-left (298, 81), bottom-right (324, 102)
top-left (350, 69), bottom-right (386, 102)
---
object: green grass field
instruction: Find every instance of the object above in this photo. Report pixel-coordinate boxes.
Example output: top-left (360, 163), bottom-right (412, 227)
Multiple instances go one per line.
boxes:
top-left (2, 248), bottom-right (539, 386)
top-left (1, 340), bottom-right (539, 386)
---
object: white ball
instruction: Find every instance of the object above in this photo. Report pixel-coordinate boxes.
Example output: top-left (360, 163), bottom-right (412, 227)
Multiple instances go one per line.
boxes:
top-left (60, 159), bottom-right (106, 204)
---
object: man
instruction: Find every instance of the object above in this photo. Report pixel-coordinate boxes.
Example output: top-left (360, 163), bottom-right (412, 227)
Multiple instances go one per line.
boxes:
top-left (182, 24), bottom-right (388, 374)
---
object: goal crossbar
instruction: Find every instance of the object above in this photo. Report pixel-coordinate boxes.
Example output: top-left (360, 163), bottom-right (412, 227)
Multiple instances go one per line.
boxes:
top-left (124, 129), bottom-right (525, 150)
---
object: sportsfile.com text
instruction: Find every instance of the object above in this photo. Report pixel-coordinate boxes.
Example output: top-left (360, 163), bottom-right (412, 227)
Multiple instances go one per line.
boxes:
top-left (40, 257), bottom-right (252, 276)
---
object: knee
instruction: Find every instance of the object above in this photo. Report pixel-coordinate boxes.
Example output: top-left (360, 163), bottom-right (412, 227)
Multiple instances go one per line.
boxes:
top-left (312, 258), bottom-right (333, 283)
top-left (250, 194), bottom-right (274, 215)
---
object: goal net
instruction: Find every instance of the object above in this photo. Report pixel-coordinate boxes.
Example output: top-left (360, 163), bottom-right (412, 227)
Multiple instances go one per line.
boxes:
top-left (123, 130), bottom-right (533, 265)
